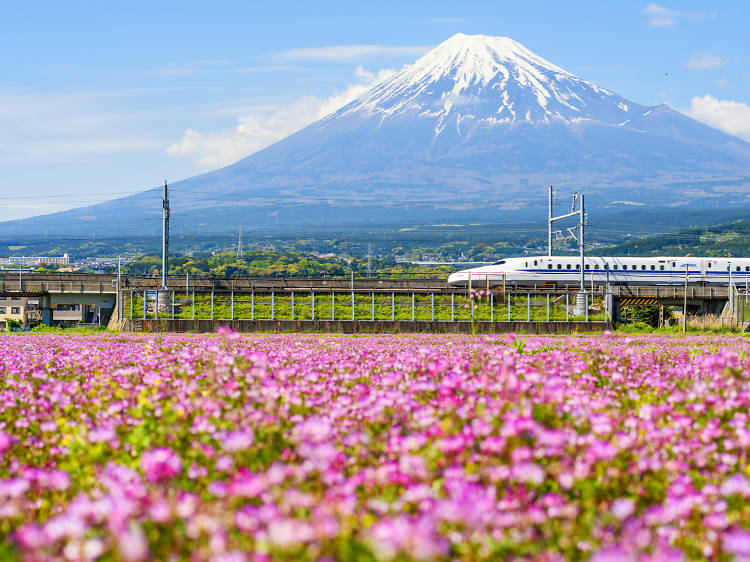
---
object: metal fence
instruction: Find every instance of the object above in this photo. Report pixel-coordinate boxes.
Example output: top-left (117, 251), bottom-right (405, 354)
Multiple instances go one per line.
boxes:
top-left (118, 289), bottom-right (608, 323)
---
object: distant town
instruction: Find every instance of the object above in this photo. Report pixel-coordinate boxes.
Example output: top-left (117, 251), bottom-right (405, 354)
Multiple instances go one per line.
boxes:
top-left (0, 253), bottom-right (137, 273)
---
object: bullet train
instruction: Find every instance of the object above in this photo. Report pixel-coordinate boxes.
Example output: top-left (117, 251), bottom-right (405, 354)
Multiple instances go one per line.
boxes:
top-left (447, 256), bottom-right (750, 287)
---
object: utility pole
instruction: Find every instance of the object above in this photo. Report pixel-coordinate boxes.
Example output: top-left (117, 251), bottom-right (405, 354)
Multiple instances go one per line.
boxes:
top-left (236, 227), bottom-right (243, 259)
top-left (161, 180), bottom-right (170, 291)
top-left (547, 185), bottom-right (554, 257)
top-left (683, 263), bottom-right (689, 333)
top-left (729, 259), bottom-right (733, 318)
top-left (367, 243), bottom-right (373, 278)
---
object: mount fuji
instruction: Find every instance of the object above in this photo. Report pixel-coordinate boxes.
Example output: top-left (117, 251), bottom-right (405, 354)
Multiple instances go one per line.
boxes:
top-left (4, 33), bottom-right (750, 237)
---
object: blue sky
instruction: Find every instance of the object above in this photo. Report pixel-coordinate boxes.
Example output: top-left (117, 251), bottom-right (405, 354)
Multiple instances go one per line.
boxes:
top-left (2, 0), bottom-right (749, 220)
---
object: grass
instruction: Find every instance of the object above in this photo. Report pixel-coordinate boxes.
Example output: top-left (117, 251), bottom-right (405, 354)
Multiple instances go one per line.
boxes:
top-left (29, 325), bottom-right (109, 333)
top-left (121, 291), bottom-right (608, 323)
top-left (616, 322), bottom-right (747, 335)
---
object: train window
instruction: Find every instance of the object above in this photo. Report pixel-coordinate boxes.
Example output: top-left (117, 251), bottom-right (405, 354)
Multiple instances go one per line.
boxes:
top-left (660, 265), bottom-right (665, 270)
top-left (576, 264), bottom-right (580, 270)
top-left (594, 264), bottom-right (600, 270)
top-left (613, 265), bottom-right (618, 270)
top-left (493, 260), bottom-right (506, 265)
top-left (632, 265), bottom-right (638, 270)
top-left (525, 262), bottom-right (528, 267)
top-left (557, 264), bottom-right (561, 270)
top-left (534, 260), bottom-right (537, 266)
top-left (650, 265), bottom-right (655, 270)
top-left (737, 266), bottom-right (741, 272)
top-left (547, 264), bottom-right (552, 270)
top-left (746, 266), bottom-right (750, 272)
top-left (708, 262), bottom-right (712, 267)
top-left (641, 265), bottom-right (646, 270)
top-left (604, 264), bottom-right (609, 269)
top-left (672, 262), bottom-right (676, 267)
top-left (566, 264), bottom-right (571, 270)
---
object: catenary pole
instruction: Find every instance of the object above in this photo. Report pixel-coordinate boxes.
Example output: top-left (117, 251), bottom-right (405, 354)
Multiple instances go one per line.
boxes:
top-left (116, 257), bottom-right (121, 322)
top-left (579, 194), bottom-right (585, 293)
top-left (161, 180), bottom-right (169, 291)
top-left (683, 263), bottom-right (688, 333)
top-left (548, 185), bottom-right (553, 257)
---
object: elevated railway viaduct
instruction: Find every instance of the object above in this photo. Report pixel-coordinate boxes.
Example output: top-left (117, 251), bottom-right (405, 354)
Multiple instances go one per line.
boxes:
top-left (0, 273), bottom-right (739, 330)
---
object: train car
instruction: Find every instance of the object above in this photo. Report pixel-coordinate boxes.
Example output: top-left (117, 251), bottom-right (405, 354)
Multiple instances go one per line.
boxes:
top-left (447, 256), bottom-right (750, 287)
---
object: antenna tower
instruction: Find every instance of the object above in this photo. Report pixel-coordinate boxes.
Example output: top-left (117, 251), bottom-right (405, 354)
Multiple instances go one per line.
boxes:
top-left (236, 227), bottom-right (243, 258)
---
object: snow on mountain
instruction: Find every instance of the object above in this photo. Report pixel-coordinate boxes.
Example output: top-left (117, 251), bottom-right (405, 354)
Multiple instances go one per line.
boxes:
top-left (340, 33), bottom-right (631, 126)
top-left (4, 33), bottom-right (750, 236)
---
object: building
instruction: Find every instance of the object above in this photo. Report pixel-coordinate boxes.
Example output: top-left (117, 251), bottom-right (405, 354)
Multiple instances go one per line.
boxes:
top-left (0, 254), bottom-right (70, 267)
top-left (0, 296), bottom-right (40, 329)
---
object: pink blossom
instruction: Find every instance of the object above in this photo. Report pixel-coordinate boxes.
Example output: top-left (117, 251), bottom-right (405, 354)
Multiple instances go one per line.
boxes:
top-left (611, 498), bottom-right (636, 520)
top-left (720, 473), bottom-right (750, 497)
top-left (0, 431), bottom-right (12, 453)
top-left (724, 529), bottom-right (750, 556)
top-left (118, 522), bottom-right (149, 561)
top-left (220, 429), bottom-right (254, 453)
top-left (140, 448), bottom-right (182, 482)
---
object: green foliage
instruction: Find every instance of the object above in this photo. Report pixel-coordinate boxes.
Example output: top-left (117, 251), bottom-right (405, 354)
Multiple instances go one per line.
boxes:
top-left (29, 325), bottom-right (107, 333)
top-left (600, 218), bottom-right (750, 257)
top-left (4, 319), bottom-right (22, 331)
top-left (628, 305), bottom-right (660, 327)
top-left (123, 251), bottom-right (454, 279)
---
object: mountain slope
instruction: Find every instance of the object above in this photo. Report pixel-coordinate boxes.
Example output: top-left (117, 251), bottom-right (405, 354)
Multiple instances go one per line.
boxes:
top-left (3, 33), bottom-right (750, 237)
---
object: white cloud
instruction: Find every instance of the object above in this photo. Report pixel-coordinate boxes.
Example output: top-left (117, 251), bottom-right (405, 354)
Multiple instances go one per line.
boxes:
top-left (642, 4), bottom-right (716, 26)
top-left (642, 4), bottom-right (675, 25)
top-left (685, 54), bottom-right (726, 70)
top-left (274, 44), bottom-right (430, 62)
top-left (685, 95), bottom-right (750, 141)
top-left (609, 200), bottom-right (645, 206)
top-left (0, 91), bottom-right (168, 163)
top-left (166, 67), bottom-right (397, 169)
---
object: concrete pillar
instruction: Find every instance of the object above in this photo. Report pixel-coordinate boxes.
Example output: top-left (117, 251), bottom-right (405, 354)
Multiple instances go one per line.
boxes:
top-left (573, 291), bottom-right (587, 316)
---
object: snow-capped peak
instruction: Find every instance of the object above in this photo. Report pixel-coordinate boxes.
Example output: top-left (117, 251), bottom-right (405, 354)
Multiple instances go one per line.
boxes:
top-left (412, 33), bottom-right (574, 86)
top-left (335, 33), bottom-right (639, 131)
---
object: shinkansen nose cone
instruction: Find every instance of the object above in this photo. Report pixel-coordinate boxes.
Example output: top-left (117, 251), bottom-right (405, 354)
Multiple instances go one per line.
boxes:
top-left (447, 271), bottom-right (469, 286)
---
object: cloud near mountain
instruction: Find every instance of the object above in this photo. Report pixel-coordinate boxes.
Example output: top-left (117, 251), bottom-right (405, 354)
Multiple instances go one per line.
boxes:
top-left (167, 67), bottom-right (397, 168)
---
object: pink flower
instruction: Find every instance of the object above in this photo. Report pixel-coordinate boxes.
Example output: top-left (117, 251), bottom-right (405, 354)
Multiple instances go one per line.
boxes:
top-left (88, 426), bottom-right (116, 444)
top-left (140, 448), bottom-right (182, 482)
top-left (118, 521), bottom-right (149, 561)
top-left (217, 326), bottom-right (241, 341)
top-left (512, 462), bottom-right (545, 486)
top-left (267, 518), bottom-right (315, 548)
top-left (15, 524), bottom-right (47, 549)
top-left (611, 498), bottom-right (635, 520)
top-left (0, 431), bottom-right (12, 454)
top-left (220, 430), bottom-right (254, 453)
top-left (590, 546), bottom-right (635, 562)
top-left (724, 529), bottom-right (750, 556)
top-left (720, 473), bottom-right (750, 497)
top-left (293, 417), bottom-right (332, 443)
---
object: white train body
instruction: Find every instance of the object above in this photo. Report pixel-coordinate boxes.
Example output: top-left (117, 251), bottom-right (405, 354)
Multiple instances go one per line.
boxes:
top-left (447, 256), bottom-right (750, 287)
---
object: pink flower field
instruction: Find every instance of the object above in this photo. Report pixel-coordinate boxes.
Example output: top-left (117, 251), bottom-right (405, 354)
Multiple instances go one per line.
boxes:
top-left (2, 332), bottom-right (750, 561)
